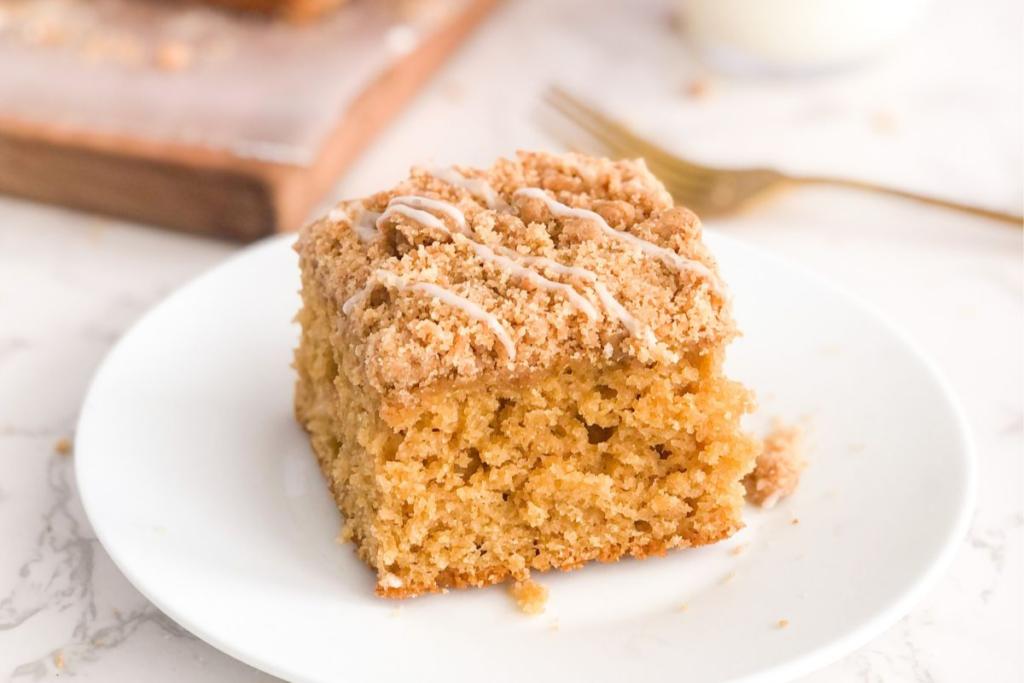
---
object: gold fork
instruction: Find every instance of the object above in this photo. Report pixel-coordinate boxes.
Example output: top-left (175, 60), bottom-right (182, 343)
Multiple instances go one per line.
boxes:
top-left (543, 86), bottom-right (1023, 226)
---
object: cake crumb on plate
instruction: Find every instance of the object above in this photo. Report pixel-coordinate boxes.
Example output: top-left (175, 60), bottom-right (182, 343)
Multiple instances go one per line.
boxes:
top-left (744, 420), bottom-right (806, 509)
top-left (510, 579), bottom-right (549, 615)
top-left (55, 437), bottom-right (72, 455)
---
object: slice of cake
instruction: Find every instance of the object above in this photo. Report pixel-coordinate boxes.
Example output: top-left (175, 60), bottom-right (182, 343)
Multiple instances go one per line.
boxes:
top-left (294, 151), bottom-right (759, 598)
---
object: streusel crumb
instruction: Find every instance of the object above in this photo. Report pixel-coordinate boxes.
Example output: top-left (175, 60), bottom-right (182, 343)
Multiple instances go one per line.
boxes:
top-left (744, 420), bottom-right (806, 509)
top-left (510, 578), bottom-right (549, 615)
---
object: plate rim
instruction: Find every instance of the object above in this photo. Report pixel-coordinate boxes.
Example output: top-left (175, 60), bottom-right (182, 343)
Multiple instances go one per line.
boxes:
top-left (74, 231), bottom-right (977, 683)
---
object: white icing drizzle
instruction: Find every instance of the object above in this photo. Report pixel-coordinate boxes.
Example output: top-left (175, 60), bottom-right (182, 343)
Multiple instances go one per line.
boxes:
top-left (425, 165), bottom-right (505, 210)
top-left (512, 187), bottom-right (726, 298)
top-left (328, 205), bottom-right (381, 243)
top-left (453, 236), bottom-right (599, 321)
top-left (357, 269), bottom-right (517, 360)
top-left (495, 247), bottom-right (645, 339)
top-left (352, 209), bottom-right (382, 242)
top-left (375, 194), bottom-right (597, 321)
top-left (388, 195), bottom-right (470, 235)
top-left (341, 189), bottom-right (701, 363)
top-left (341, 287), bottom-right (369, 316)
top-left (376, 203), bottom-right (449, 233)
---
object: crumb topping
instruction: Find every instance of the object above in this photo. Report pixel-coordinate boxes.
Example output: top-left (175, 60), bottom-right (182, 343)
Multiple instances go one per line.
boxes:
top-left (745, 420), bottom-right (807, 509)
top-left (297, 151), bottom-right (734, 401)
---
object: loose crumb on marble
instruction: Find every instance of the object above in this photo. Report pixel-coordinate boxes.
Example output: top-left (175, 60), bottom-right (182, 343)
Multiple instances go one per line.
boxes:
top-left (53, 651), bottom-right (65, 670)
top-left (791, 517), bottom-right (800, 525)
top-left (54, 437), bottom-right (72, 455)
top-left (871, 110), bottom-right (899, 133)
top-left (731, 543), bottom-right (749, 556)
top-left (777, 619), bottom-right (790, 629)
top-left (851, 443), bottom-right (867, 454)
top-left (679, 603), bottom-right (691, 612)
top-left (686, 77), bottom-right (711, 99)
top-left (744, 420), bottom-right (807, 509)
top-left (548, 619), bottom-right (560, 632)
top-left (510, 579), bottom-right (549, 615)
top-left (721, 571), bottom-right (738, 586)
top-left (442, 80), bottom-right (466, 103)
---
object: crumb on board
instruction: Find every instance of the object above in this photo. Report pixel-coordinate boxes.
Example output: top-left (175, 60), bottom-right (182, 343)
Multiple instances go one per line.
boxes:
top-left (744, 420), bottom-right (807, 509)
top-left (721, 571), bottom-right (738, 586)
top-left (509, 579), bottom-right (549, 615)
top-left (55, 437), bottom-right (72, 455)
top-left (154, 41), bottom-right (193, 71)
top-left (777, 619), bottom-right (790, 629)
top-left (791, 517), bottom-right (800, 525)
top-left (679, 603), bottom-right (691, 612)
top-left (53, 651), bottom-right (65, 670)
top-left (731, 543), bottom-right (748, 556)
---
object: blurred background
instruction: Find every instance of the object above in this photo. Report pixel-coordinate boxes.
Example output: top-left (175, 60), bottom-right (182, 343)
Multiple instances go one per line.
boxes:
top-left (0, 0), bottom-right (1021, 681)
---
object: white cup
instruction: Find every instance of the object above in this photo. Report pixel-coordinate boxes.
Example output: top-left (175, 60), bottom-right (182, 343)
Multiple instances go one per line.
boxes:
top-left (679, 0), bottom-right (932, 75)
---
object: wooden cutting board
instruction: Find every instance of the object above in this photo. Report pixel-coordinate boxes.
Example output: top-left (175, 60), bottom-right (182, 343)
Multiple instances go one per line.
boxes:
top-left (0, 0), bottom-right (502, 241)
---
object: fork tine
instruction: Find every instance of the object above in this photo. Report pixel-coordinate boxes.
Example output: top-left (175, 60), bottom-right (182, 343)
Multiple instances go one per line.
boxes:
top-left (546, 87), bottom-right (716, 176)
top-left (544, 87), bottom-right (721, 191)
top-left (533, 109), bottom-right (615, 159)
top-left (543, 88), bottom-right (648, 163)
top-left (539, 107), bottom-right (717, 208)
top-left (539, 104), bottom-right (717, 210)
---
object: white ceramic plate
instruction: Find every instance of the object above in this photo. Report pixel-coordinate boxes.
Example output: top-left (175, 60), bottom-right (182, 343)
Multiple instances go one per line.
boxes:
top-left (76, 233), bottom-right (975, 683)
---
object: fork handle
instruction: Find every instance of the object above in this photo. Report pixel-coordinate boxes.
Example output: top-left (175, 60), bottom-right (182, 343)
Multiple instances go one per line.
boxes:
top-left (792, 175), bottom-right (1023, 226)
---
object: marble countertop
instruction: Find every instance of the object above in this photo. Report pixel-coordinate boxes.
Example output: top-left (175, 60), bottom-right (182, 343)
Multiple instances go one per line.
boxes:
top-left (0, 0), bottom-right (1020, 680)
